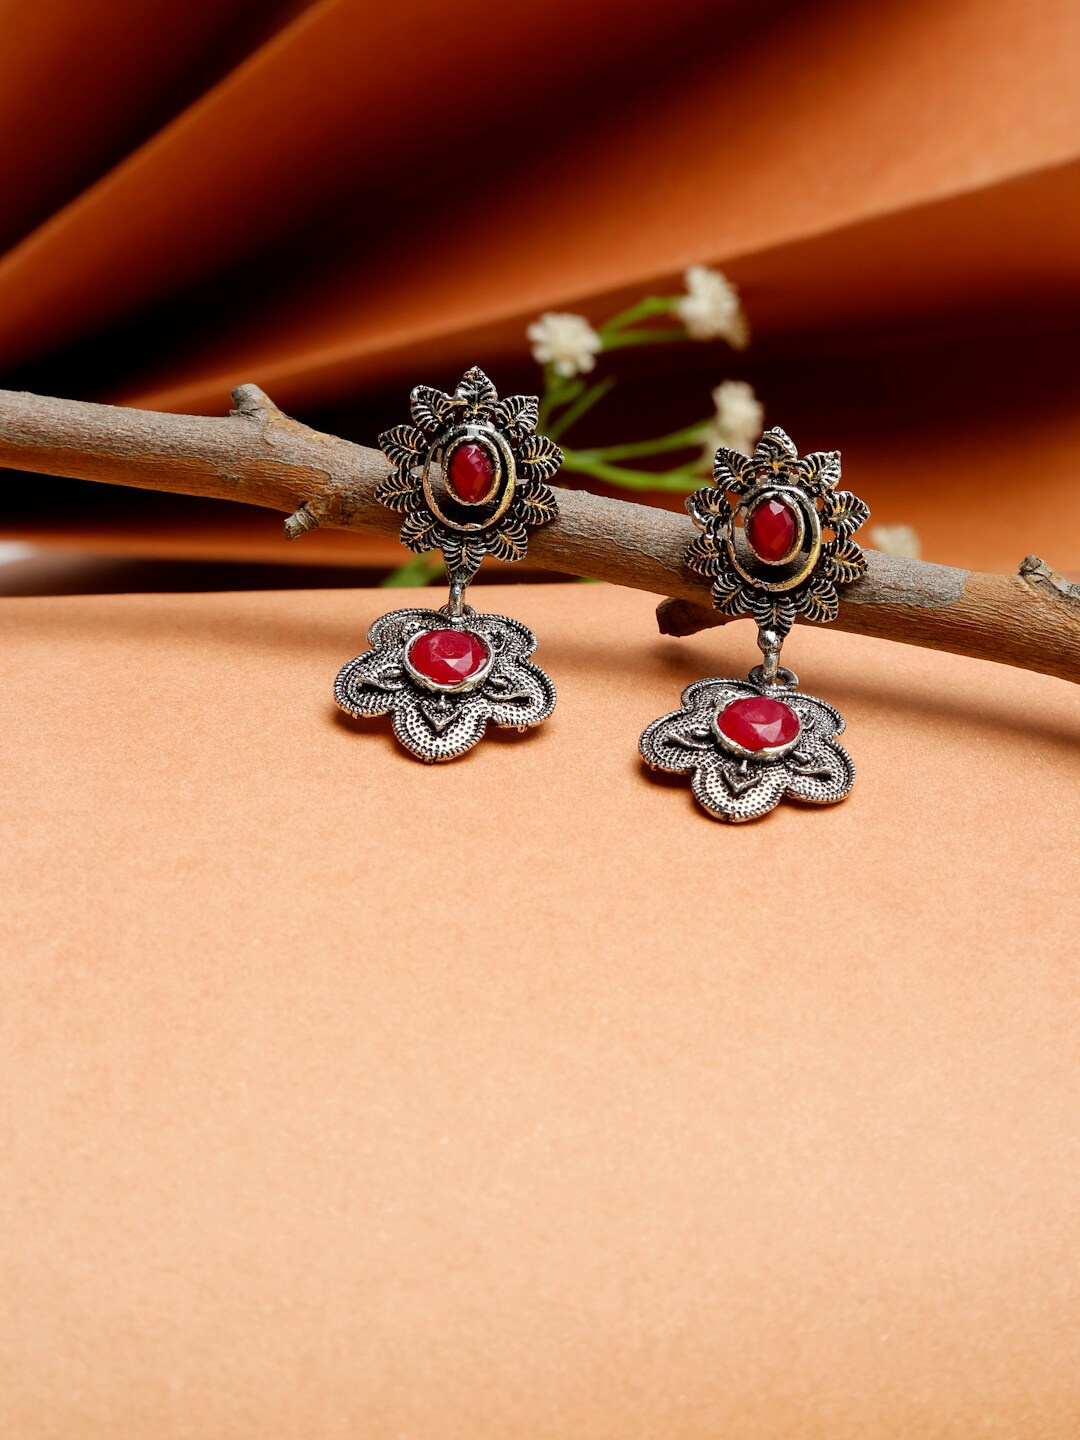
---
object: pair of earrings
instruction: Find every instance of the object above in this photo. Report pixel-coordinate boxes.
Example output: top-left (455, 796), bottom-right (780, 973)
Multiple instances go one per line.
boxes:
top-left (334, 367), bottom-right (870, 824)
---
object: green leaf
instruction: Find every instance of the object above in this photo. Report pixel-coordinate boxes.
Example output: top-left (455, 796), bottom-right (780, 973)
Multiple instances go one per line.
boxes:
top-left (382, 554), bottom-right (444, 588)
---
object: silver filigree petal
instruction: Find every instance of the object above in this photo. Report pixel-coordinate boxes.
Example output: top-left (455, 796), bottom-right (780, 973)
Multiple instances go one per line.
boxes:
top-left (754, 427), bottom-right (798, 463)
top-left (821, 538), bottom-right (868, 584)
top-left (691, 760), bottom-right (787, 823)
top-left (639, 708), bottom-right (715, 775)
top-left (750, 592), bottom-right (797, 638)
top-left (482, 659), bottom-right (556, 728)
top-left (516, 433), bottom-right (564, 482)
top-left (798, 450), bottom-right (842, 493)
top-left (379, 423), bottom-right (427, 471)
top-left (679, 677), bottom-right (755, 714)
top-left (391, 692), bottom-right (490, 763)
top-left (512, 482), bottom-right (559, 527)
top-left (493, 393), bottom-right (540, 433)
top-left (455, 366), bottom-right (499, 418)
top-left (684, 533), bottom-right (726, 577)
top-left (399, 510), bottom-right (447, 555)
top-left (364, 606), bottom-right (439, 649)
top-left (334, 654), bottom-right (406, 717)
top-left (482, 613), bottom-right (539, 662)
top-left (441, 533), bottom-right (489, 574)
top-left (486, 521), bottom-right (530, 563)
top-left (793, 578), bottom-right (839, 624)
top-left (375, 470), bottom-right (424, 513)
top-left (410, 385), bottom-right (457, 433)
top-left (686, 485), bottom-right (732, 529)
top-left (824, 489), bottom-right (869, 535)
top-left (782, 739), bottom-right (855, 805)
top-left (786, 690), bottom-right (846, 741)
top-left (713, 447), bottom-right (755, 493)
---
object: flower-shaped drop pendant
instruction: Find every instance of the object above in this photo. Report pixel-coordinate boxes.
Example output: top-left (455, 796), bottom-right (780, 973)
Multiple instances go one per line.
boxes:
top-left (335, 605), bottom-right (555, 763)
top-left (641, 426), bottom-right (870, 823)
top-left (335, 367), bottom-right (561, 762)
top-left (641, 677), bottom-right (854, 823)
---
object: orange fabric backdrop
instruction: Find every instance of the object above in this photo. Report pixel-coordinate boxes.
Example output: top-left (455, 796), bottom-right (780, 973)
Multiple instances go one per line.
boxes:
top-left (0, 0), bottom-right (1077, 573)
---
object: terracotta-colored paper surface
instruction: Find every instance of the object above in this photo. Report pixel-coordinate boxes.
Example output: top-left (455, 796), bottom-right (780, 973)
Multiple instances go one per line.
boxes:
top-left (3, 584), bottom-right (1078, 1437)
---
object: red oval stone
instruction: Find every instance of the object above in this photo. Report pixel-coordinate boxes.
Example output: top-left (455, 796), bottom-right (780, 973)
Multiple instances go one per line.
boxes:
top-left (747, 498), bottom-right (797, 561)
top-left (408, 628), bottom-right (490, 687)
top-left (447, 443), bottom-right (495, 503)
top-left (717, 695), bottom-right (800, 751)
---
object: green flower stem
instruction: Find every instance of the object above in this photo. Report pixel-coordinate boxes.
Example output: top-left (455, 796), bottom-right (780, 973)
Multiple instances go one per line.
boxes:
top-left (537, 369), bottom-right (584, 429)
top-left (561, 450), bottom-right (701, 493)
top-left (383, 553), bottom-right (445, 588)
top-left (600, 295), bottom-right (681, 333)
top-left (546, 375), bottom-right (617, 441)
top-left (575, 422), bottom-right (709, 463)
top-left (599, 327), bottom-right (688, 351)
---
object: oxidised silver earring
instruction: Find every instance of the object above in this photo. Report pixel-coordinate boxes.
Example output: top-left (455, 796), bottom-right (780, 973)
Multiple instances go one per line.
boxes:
top-left (335, 367), bottom-right (562, 762)
top-left (640, 427), bottom-right (870, 822)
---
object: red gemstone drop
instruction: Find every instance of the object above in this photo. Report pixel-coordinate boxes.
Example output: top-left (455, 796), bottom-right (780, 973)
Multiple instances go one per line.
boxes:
top-left (447, 443), bottom-right (495, 503)
top-left (747, 498), bottom-right (797, 561)
top-left (408, 629), bottom-right (490, 686)
top-left (718, 695), bottom-right (800, 751)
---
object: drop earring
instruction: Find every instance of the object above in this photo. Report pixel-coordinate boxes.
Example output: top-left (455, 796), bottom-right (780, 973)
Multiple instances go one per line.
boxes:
top-left (640, 427), bottom-right (870, 822)
top-left (335, 367), bottom-right (562, 762)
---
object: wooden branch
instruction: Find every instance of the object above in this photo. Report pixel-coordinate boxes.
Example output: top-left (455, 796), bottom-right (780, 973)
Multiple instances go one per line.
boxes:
top-left (0, 384), bottom-right (1076, 684)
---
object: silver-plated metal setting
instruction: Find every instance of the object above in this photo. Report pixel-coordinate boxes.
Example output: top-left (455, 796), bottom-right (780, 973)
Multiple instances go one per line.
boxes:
top-left (402, 628), bottom-right (495, 694)
top-left (731, 484), bottom-right (820, 589)
top-left (684, 426), bottom-right (870, 645)
top-left (335, 605), bottom-right (556, 763)
top-left (422, 422), bottom-right (516, 532)
top-left (375, 366), bottom-right (562, 581)
top-left (640, 674), bottom-right (854, 824)
top-left (711, 701), bottom-right (802, 762)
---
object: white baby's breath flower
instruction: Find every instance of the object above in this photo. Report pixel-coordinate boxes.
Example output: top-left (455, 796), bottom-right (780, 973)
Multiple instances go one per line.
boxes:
top-left (712, 380), bottom-right (763, 454)
top-left (870, 523), bottom-right (921, 559)
top-left (526, 312), bottom-right (603, 378)
top-left (699, 379), bottom-right (763, 467)
top-left (675, 265), bottom-right (749, 347)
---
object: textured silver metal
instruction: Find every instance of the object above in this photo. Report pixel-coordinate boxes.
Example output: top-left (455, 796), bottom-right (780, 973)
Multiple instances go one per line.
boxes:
top-left (335, 604), bottom-right (556, 763)
top-left (684, 426), bottom-right (870, 646)
top-left (374, 366), bottom-right (562, 589)
top-left (650, 424), bottom-right (869, 820)
top-left (639, 674), bottom-right (854, 824)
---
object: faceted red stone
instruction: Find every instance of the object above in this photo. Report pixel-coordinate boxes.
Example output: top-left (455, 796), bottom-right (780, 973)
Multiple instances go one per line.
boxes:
top-left (408, 629), bottom-right (490, 686)
top-left (447, 443), bottom-right (494, 503)
top-left (747, 498), bottom-right (797, 561)
top-left (718, 695), bottom-right (800, 751)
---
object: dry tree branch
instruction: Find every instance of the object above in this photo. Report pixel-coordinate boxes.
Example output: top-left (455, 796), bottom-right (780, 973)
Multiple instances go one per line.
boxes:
top-left (0, 383), bottom-right (1077, 684)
